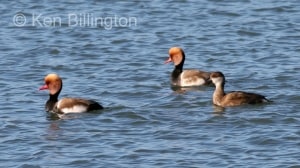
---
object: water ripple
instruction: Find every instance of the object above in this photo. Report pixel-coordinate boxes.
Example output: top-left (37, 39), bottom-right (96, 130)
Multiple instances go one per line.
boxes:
top-left (0, 0), bottom-right (299, 167)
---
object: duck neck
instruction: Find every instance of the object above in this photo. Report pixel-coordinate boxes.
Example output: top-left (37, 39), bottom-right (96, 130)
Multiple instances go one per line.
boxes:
top-left (171, 67), bottom-right (182, 83)
top-left (45, 83), bottom-right (62, 112)
top-left (46, 94), bottom-right (58, 112)
top-left (171, 52), bottom-right (185, 83)
top-left (213, 82), bottom-right (225, 105)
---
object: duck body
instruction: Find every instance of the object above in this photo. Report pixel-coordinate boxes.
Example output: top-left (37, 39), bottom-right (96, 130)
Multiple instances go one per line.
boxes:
top-left (53, 98), bottom-right (103, 114)
top-left (213, 91), bottom-right (269, 107)
top-left (165, 47), bottom-right (211, 87)
top-left (171, 69), bottom-right (211, 87)
top-left (210, 71), bottom-right (269, 107)
top-left (40, 74), bottom-right (103, 114)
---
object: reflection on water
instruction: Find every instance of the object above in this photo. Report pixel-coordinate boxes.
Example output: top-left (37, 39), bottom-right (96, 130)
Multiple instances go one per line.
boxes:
top-left (45, 121), bottom-right (61, 141)
top-left (46, 110), bottom-right (103, 120)
top-left (212, 104), bottom-right (226, 113)
top-left (170, 85), bottom-right (211, 93)
top-left (46, 113), bottom-right (61, 121)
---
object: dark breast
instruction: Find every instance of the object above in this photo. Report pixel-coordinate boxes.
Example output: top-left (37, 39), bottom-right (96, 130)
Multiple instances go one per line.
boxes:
top-left (45, 100), bottom-right (57, 112)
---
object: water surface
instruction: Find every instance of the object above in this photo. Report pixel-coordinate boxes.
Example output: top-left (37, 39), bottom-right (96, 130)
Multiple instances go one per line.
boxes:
top-left (0, 0), bottom-right (300, 167)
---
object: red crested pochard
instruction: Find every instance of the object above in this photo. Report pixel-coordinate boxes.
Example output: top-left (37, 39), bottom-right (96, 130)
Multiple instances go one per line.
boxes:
top-left (165, 47), bottom-right (211, 87)
top-left (39, 73), bottom-right (103, 114)
top-left (210, 71), bottom-right (270, 107)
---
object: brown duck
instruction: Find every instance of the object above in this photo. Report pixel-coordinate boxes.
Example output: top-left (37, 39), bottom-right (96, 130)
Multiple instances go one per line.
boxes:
top-left (210, 71), bottom-right (270, 107)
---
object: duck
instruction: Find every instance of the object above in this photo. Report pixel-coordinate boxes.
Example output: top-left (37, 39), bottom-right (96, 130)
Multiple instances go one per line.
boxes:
top-left (210, 71), bottom-right (270, 107)
top-left (165, 47), bottom-right (211, 87)
top-left (39, 73), bottom-right (103, 114)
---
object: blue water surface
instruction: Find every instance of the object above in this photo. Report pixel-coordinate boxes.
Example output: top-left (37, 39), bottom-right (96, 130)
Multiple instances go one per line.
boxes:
top-left (0, 0), bottom-right (299, 167)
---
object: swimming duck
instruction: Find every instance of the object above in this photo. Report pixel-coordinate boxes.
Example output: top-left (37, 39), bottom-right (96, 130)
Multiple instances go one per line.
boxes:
top-left (165, 47), bottom-right (211, 87)
top-left (39, 73), bottom-right (103, 114)
top-left (210, 71), bottom-right (270, 107)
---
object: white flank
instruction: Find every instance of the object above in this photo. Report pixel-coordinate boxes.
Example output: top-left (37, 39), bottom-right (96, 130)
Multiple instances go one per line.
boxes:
top-left (56, 100), bottom-right (88, 113)
top-left (180, 72), bottom-right (205, 86)
top-left (61, 105), bottom-right (88, 113)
